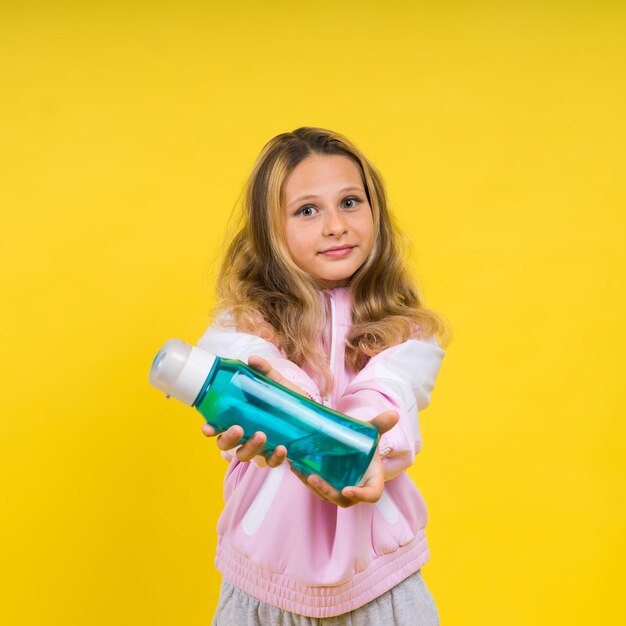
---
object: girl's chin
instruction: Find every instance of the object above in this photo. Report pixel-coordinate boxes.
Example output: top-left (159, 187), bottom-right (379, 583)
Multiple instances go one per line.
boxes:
top-left (314, 276), bottom-right (352, 289)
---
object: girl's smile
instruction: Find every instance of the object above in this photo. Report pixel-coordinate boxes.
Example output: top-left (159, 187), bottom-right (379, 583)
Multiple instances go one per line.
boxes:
top-left (283, 154), bottom-right (374, 288)
top-left (319, 244), bottom-right (356, 257)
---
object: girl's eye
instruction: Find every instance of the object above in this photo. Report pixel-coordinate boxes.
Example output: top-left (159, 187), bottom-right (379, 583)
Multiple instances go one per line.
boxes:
top-left (342, 197), bottom-right (361, 209)
top-left (297, 206), bottom-right (318, 217)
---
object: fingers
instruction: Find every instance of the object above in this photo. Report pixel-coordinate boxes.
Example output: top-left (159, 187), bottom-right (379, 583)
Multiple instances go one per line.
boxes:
top-left (342, 451), bottom-right (385, 503)
top-left (290, 450), bottom-right (385, 505)
top-left (291, 468), bottom-right (331, 502)
top-left (290, 466), bottom-right (358, 508)
top-left (234, 431), bottom-right (267, 462)
top-left (247, 355), bottom-right (304, 396)
top-left (307, 475), bottom-right (347, 505)
top-left (251, 455), bottom-right (269, 468)
top-left (339, 474), bottom-right (384, 504)
top-left (201, 422), bottom-right (242, 446)
top-left (369, 410), bottom-right (400, 435)
top-left (209, 425), bottom-right (244, 450)
top-left (246, 354), bottom-right (273, 375)
top-left (341, 483), bottom-right (382, 504)
top-left (252, 445), bottom-right (288, 467)
top-left (201, 422), bottom-right (288, 468)
top-left (201, 423), bottom-right (217, 437)
top-left (264, 445), bottom-right (288, 468)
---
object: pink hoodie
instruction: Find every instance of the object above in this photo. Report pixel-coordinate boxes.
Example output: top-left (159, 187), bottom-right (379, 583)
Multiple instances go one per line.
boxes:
top-left (197, 287), bottom-right (445, 618)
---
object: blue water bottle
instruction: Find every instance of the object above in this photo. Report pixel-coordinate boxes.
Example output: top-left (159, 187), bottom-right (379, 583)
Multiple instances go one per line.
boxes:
top-left (149, 339), bottom-right (380, 490)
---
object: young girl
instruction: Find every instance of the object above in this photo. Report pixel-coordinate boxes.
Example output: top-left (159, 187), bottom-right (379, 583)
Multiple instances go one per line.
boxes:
top-left (198, 127), bottom-right (448, 625)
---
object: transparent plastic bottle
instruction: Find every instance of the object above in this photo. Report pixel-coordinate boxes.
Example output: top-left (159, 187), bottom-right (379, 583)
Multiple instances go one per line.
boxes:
top-left (149, 339), bottom-right (380, 490)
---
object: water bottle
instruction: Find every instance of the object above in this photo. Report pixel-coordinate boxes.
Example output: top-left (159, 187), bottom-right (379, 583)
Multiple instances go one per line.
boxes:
top-left (149, 339), bottom-right (380, 490)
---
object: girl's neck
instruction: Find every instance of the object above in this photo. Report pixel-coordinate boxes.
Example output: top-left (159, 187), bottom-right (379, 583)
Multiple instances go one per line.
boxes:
top-left (319, 285), bottom-right (350, 294)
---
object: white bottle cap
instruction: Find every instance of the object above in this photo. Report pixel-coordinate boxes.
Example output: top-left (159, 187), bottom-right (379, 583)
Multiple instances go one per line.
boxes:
top-left (149, 338), bottom-right (217, 406)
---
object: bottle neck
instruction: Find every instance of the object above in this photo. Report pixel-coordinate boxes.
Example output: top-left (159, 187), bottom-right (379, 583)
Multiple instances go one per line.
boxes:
top-left (192, 355), bottom-right (221, 407)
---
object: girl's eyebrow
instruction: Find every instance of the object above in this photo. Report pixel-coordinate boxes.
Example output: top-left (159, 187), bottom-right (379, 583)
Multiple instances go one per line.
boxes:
top-left (288, 186), bottom-right (365, 208)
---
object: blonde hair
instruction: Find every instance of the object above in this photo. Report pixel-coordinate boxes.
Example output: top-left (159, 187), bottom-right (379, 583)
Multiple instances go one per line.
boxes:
top-left (213, 127), bottom-right (450, 395)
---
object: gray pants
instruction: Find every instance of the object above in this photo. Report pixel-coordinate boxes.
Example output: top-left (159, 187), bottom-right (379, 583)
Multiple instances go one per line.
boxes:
top-left (212, 570), bottom-right (440, 625)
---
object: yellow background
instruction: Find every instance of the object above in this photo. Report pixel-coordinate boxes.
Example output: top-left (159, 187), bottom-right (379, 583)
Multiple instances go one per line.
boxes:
top-left (1, 2), bottom-right (624, 624)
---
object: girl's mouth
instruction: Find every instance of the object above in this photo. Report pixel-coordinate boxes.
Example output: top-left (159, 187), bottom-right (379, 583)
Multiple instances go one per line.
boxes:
top-left (319, 245), bottom-right (355, 258)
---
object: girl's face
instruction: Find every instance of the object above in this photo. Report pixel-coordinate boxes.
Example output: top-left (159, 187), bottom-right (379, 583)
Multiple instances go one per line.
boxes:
top-left (282, 154), bottom-right (374, 289)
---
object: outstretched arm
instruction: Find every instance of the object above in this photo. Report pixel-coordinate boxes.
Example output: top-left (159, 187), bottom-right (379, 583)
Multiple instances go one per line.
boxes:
top-left (336, 336), bottom-right (445, 480)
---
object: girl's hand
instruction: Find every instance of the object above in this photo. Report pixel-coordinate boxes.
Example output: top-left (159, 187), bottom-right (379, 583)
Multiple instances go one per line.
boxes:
top-left (200, 422), bottom-right (288, 468)
top-left (200, 354), bottom-right (308, 468)
top-left (290, 411), bottom-right (399, 508)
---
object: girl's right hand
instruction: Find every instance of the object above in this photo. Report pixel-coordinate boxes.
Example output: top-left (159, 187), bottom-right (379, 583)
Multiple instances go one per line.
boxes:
top-left (200, 423), bottom-right (288, 468)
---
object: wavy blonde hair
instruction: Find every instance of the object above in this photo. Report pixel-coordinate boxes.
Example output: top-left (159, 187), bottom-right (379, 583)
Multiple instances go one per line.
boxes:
top-left (213, 127), bottom-right (450, 395)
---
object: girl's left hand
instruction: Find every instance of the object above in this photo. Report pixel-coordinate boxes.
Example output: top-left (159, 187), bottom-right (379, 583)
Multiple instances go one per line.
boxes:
top-left (291, 411), bottom-right (398, 508)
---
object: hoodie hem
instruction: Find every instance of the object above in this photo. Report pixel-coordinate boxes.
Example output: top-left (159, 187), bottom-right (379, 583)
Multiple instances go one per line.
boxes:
top-left (215, 530), bottom-right (429, 618)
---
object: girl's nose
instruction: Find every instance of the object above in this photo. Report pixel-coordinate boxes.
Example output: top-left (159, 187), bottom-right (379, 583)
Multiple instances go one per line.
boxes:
top-left (322, 209), bottom-right (348, 237)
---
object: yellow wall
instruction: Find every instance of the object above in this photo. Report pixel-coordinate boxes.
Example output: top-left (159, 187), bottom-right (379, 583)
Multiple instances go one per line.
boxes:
top-left (1, 2), bottom-right (624, 624)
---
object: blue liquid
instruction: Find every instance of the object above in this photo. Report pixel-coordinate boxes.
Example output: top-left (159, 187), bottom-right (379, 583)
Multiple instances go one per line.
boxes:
top-left (194, 359), bottom-right (378, 490)
top-left (287, 433), bottom-right (373, 489)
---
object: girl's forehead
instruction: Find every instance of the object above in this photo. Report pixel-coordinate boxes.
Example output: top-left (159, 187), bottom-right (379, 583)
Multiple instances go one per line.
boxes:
top-left (283, 154), bottom-right (365, 202)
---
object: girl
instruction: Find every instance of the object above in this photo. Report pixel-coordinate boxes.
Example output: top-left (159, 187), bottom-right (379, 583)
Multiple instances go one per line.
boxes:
top-left (198, 127), bottom-right (448, 625)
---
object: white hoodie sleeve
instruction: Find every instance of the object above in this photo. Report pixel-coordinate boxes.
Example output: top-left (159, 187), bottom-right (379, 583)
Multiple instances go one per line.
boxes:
top-left (336, 335), bottom-right (445, 480)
